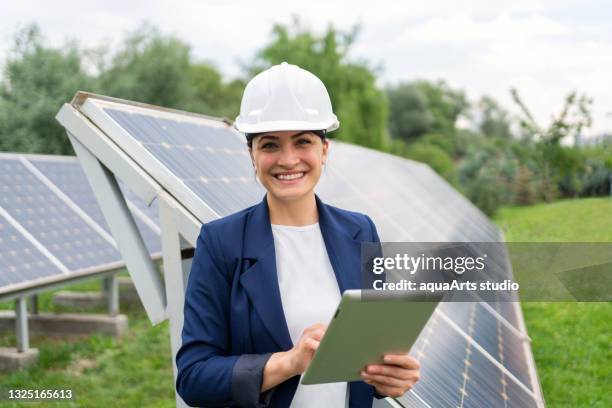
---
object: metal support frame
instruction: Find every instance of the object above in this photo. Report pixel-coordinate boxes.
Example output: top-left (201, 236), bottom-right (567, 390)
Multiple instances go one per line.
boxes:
top-left (15, 297), bottom-right (29, 352)
top-left (104, 275), bottom-right (119, 317)
top-left (159, 192), bottom-right (192, 408)
top-left (69, 134), bottom-right (166, 324)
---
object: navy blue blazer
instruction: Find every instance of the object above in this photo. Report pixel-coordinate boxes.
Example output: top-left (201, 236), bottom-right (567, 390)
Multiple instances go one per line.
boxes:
top-left (176, 195), bottom-right (381, 407)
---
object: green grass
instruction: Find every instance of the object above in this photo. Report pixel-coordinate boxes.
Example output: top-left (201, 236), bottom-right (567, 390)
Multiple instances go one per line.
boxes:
top-left (493, 197), bottom-right (612, 408)
top-left (0, 274), bottom-right (175, 407)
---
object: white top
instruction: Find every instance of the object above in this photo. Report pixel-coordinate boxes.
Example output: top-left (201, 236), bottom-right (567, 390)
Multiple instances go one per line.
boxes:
top-left (271, 223), bottom-right (348, 408)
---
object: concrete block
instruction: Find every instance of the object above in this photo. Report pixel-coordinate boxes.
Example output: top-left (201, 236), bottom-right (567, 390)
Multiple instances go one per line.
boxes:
top-left (0, 311), bottom-right (128, 339)
top-left (51, 282), bottom-right (140, 309)
top-left (0, 347), bottom-right (39, 372)
top-left (53, 291), bottom-right (106, 309)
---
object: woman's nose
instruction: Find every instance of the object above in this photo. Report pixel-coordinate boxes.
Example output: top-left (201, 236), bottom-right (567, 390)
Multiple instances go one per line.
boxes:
top-left (277, 146), bottom-right (300, 167)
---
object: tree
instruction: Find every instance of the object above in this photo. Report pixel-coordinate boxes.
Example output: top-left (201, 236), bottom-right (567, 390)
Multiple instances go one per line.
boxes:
top-left (477, 96), bottom-right (513, 139)
top-left (96, 24), bottom-right (194, 110)
top-left (96, 24), bottom-right (242, 118)
top-left (386, 80), bottom-right (468, 143)
top-left (187, 63), bottom-right (244, 119)
top-left (0, 24), bottom-right (92, 154)
top-left (386, 83), bottom-right (433, 141)
top-left (248, 19), bottom-right (389, 150)
top-left (510, 88), bottom-right (593, 201)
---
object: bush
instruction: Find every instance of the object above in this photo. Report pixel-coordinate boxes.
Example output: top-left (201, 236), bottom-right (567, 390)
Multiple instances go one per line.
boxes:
top-left (405, 142), bottom-right (458, 186)
top-left (458, 146), bottom-right (518, 215)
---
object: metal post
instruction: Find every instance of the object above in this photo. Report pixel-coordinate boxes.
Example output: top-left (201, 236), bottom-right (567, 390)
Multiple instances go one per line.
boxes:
top-left (30, 295), bottom-right (39, 315)
top-left (159, 194), bottom-right (190, 408)
top-left (105, 275), bottom-right (119, 317)
top-left (15, 297), bottom-right (29, 352)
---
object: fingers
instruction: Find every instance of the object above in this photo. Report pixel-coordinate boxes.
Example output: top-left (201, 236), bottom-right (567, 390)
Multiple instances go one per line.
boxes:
top-left (303, 337), bottom-right (320, 352)
top-left (361, 355), bottom-right (422, 398)
top-left (361, 372), bottom-right (408, 388)
top-left (382, 354), bottom-right (420, 370)
top-left (364, 364), bottom-right (420, 381)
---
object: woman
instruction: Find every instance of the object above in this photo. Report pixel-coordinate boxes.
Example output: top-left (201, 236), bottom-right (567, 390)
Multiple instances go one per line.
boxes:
top-left (176, 62), bottom-right (420, 407)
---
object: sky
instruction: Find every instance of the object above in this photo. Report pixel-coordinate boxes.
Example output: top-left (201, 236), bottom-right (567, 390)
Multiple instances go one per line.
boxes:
top-left (1, 0), bottom-right (611, 137)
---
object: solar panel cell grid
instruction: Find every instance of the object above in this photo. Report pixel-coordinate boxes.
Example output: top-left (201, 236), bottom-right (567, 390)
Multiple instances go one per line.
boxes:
top-left (401, 313), bottom-right (538, 407)
top-left (0, 159), bottom-right (121, 271)
top-left (30, 159), bottom-right (161, 254)
top-left (104, 107), bottom-right (265, 215)
top-left (0, 213), bottom-right (63, 287)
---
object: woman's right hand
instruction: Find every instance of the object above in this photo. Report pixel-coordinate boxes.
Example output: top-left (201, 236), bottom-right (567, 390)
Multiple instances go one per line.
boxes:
top-left (287, 323), bottom-right (327, 375)
top-left (261, 323), bottom-right (327, 392)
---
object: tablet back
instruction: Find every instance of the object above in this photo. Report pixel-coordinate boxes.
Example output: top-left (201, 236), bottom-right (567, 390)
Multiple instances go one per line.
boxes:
top-left (301, 290), bottom-right (441, 385)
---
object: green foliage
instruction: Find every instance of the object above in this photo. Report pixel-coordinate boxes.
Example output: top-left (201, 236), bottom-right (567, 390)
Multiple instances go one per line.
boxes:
top-left (386, 83), bottom-right (433, 141)
top-left (405, 141), bottom-right (458, 186)
top-left (250, 19), bottom-right (389, 149)
top-left (0, 24), bottom-right (243, 155)
top-left (0, 25), bottom-right (93, 154)
top-left (419, 133), bottom-right (454, 157)
top-left (386, 80), bottom-right (468, 142)
top-left (96, 24), bottom-right (242, 119)
top-left (458, 142), bottom-right (519, 215)
top-left (187, 63), bottom-right (245, 119)
top-left (96, 24), bottom-right (194, 109)
top-left (477, 95), bottom-right (512, 139)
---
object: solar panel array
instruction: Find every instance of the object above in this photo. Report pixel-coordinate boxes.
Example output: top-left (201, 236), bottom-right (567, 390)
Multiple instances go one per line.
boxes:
top-left (74, 96), bottom-right (542, 407)
top-left (0, 154), bottom-right (161, 297)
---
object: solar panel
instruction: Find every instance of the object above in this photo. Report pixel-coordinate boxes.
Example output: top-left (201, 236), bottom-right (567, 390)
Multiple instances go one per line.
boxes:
top-left (0, 212), bottom-right (63, 287)
top-left (65, 94), bottom-right (543, 407)
top-left (438, 302), bottom-right (532, 388)
top-left (103, 108), bottom-right (264, 216)
top-left (0, 158), bottom-right (120, 271)
top-left (400, 313), bottom-right (538, 407)
top-left (0, 153), bottom-right (162, 298)
top-left (29, 159), bottom-right (161, 254)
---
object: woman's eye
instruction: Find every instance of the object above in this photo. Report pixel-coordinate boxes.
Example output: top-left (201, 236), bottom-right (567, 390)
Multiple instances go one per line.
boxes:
top-left (261, 143), bottom-right (278, 150)
top-left (297, 138), bottom-right (312, 145)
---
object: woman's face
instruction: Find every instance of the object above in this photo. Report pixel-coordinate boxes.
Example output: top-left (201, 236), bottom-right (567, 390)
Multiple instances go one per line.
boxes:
top-left (250, 130), bottom-right (328, 204)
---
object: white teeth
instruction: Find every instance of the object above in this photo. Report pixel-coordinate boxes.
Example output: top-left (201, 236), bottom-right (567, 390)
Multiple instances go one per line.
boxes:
top-left (276, 172), bottom-right (304, 180)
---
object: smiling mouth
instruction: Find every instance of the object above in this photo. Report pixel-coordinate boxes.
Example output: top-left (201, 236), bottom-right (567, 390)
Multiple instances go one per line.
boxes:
top-left (274, 172), bottom-right (305, 180)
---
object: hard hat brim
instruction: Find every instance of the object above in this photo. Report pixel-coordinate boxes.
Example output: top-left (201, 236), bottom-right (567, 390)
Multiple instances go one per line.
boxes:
top-left (234, 119), bottom-right (339, 134)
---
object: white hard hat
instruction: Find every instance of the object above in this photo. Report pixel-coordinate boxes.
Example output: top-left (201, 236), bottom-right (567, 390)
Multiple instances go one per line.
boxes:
top-left (234, 62), bottom-right (339, 134)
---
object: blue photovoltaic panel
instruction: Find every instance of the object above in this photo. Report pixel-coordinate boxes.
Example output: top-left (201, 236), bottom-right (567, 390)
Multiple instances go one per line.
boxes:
top-left (438, 302), bottom-right (532, 389)
top-left (0, 159), bottom-right (120, 271)
top-left (30, 159), bottom-right (161, 254)
top-left (104, 108), bottom-right (265, 215)
top-left (0, 213), bottom-right (63, 287)
top-left (400, 313), bottom-right (537, 407)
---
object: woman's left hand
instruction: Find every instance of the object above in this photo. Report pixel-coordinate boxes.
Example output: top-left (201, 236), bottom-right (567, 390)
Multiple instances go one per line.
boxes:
top-left (360, 354), bottom-right (421, 398)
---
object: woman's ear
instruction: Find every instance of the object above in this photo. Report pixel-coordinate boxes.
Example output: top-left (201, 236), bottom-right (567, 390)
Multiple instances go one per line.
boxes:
top-left (322, 139), bottom-right (329, 165)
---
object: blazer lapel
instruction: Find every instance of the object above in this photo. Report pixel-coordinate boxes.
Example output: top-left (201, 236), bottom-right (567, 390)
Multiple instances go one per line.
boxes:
top-left (240, 196), bottom-right (293, 351)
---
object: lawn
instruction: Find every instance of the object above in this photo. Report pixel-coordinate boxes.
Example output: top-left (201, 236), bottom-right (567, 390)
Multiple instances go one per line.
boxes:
top-left (0, 275), bottom-right (176, 407)
top-left (494, 197), bottom-right (612, 408)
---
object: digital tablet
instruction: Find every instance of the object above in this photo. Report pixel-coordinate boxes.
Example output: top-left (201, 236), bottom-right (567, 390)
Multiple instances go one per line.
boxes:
top-left (300, 289), bottom-right (442, 385)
